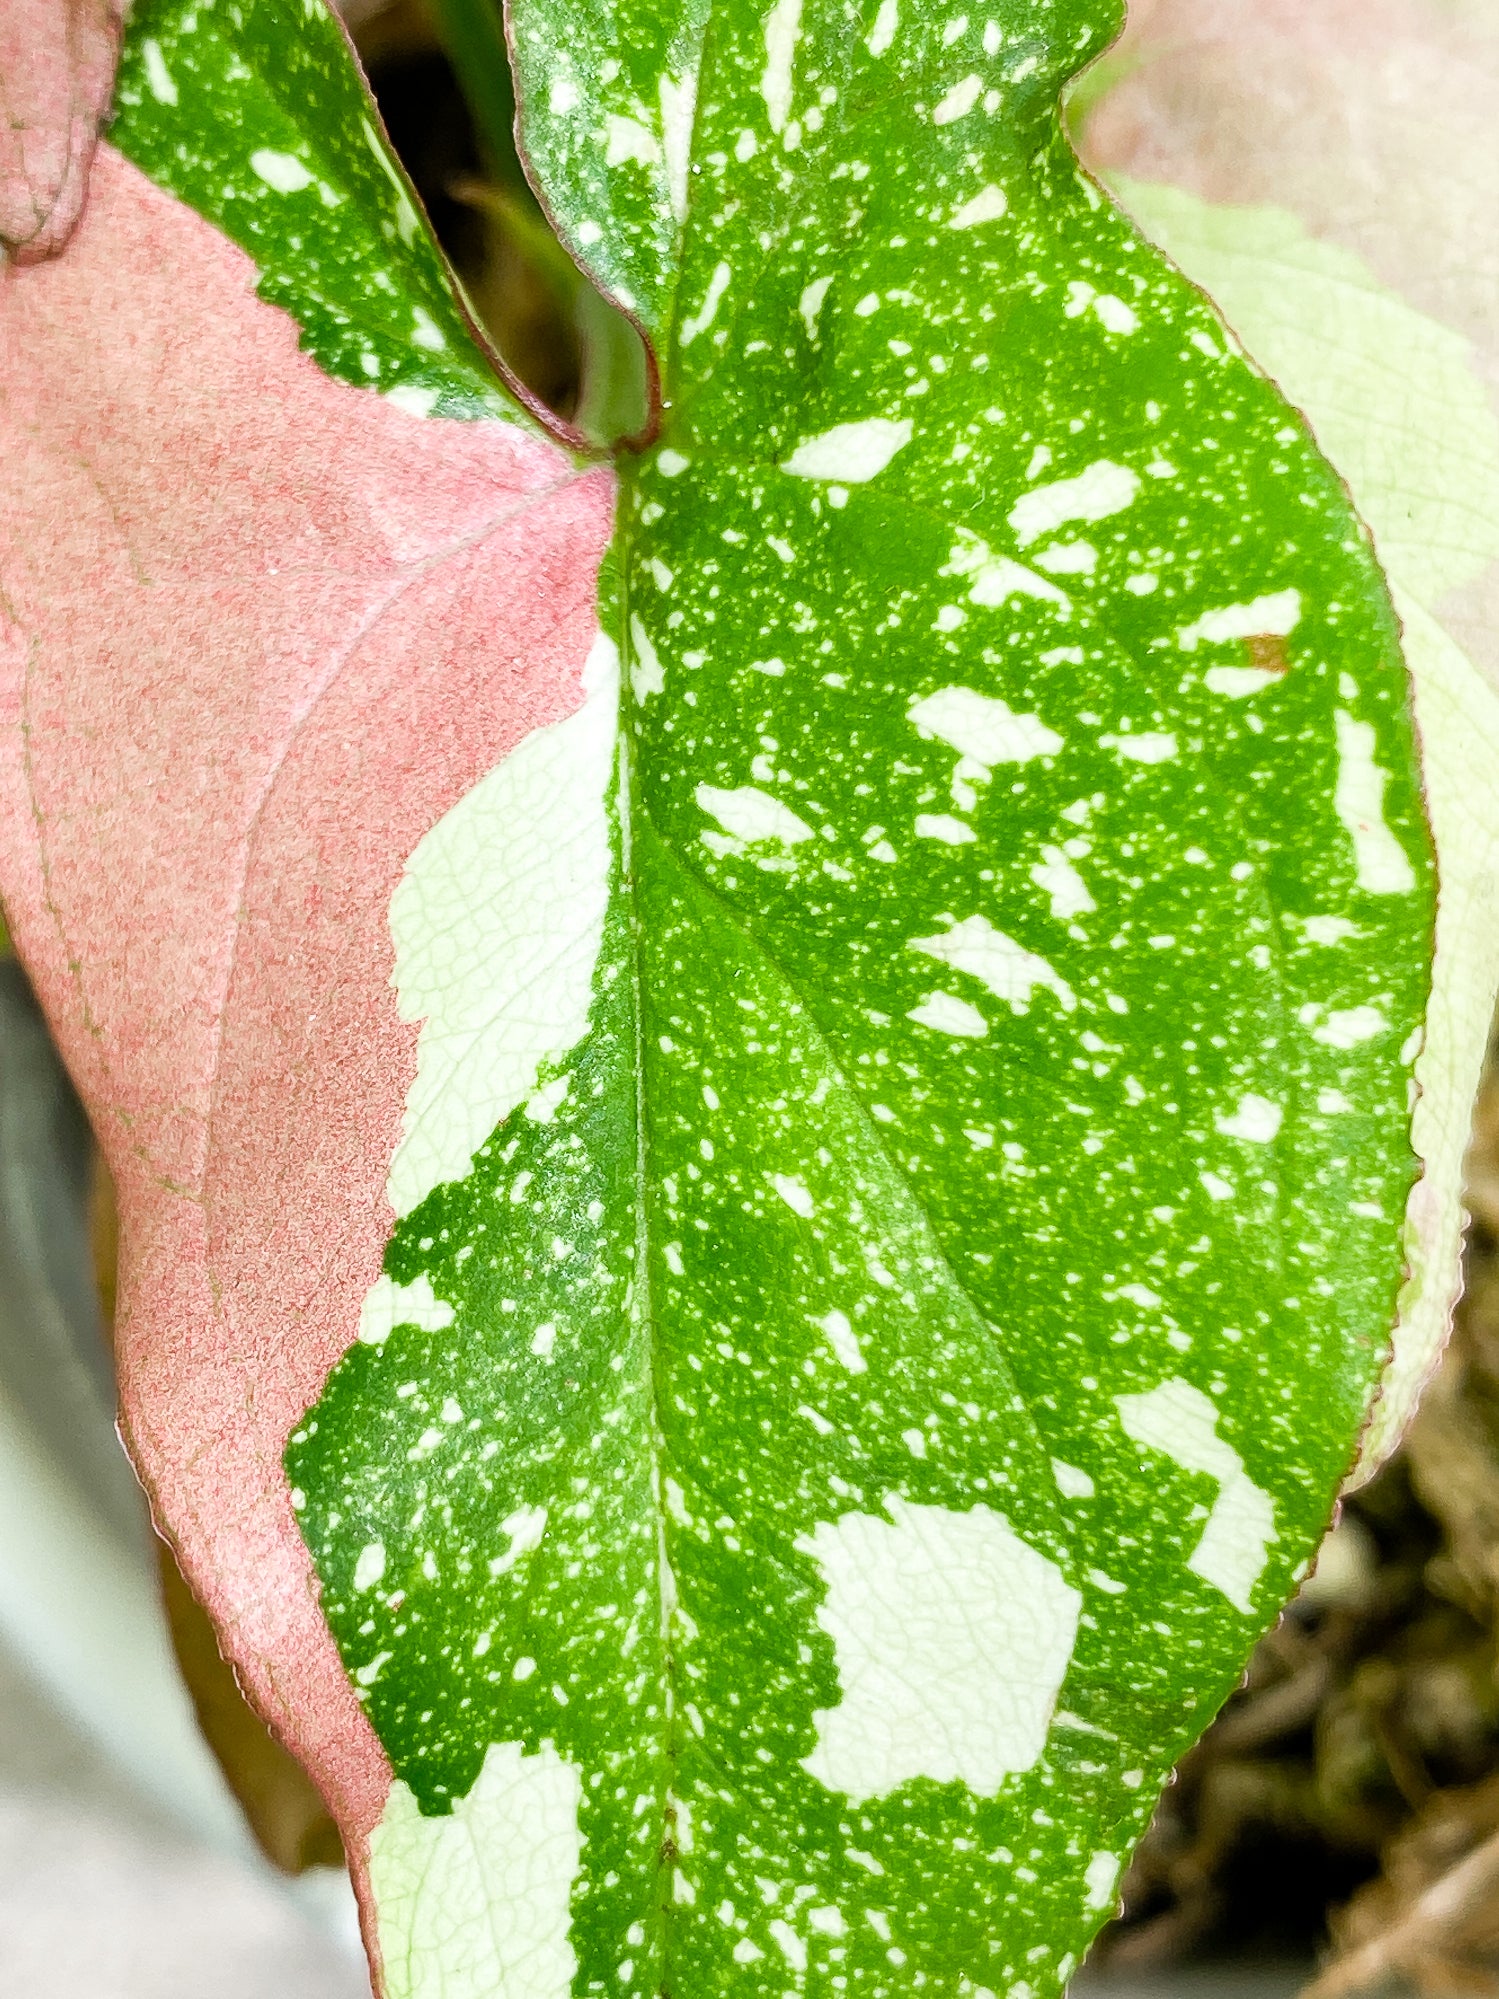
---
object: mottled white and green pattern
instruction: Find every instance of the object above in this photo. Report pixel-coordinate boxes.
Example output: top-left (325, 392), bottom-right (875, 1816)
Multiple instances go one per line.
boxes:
top-left (113, 0), bottom-right (517, 417)
top-left (114, 0), bottom-right (1436, 1994)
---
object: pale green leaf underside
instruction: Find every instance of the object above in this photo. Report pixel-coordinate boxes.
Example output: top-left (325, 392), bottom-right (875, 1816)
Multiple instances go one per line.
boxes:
top-left (105, 2), bottom-right (1437, 1996)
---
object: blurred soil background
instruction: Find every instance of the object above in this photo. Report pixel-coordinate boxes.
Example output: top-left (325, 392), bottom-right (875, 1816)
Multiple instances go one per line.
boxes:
top-left (5, 3), bottom-right (1499, 1994)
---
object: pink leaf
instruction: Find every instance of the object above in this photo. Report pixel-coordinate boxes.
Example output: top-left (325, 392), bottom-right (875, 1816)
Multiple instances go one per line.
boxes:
top-left (0, 142), bottom-right (612, 1908)
top-left (0, 0), bottom-right (125, 261)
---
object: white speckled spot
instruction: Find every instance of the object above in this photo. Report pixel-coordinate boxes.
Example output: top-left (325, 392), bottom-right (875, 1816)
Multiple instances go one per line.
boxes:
top-left (143, 38), bottom-right (177, 104)
top-left (1177, 588), bottom-right (1302, 652)
top-left (1092, 295), bottom-right (1138, 335)
top-left (799, 275), bottom-right (833, 339)
top-left (410, 306), bottom-right (445, 352)
top-left (384, 384), bottom-right (439, 418)
top-left (1303, 915), bottom-right (1358, 944)
top-left (1052, 1460), bottom-right (1095, 1499)
top-left (490, 1505), bottom-right (548, 1578)
top-left (950, 184), bottom-right (1008, 228)
top-left (250, 148), bottom-right (313, 194)
top-left (359, 1273), bottom-right (454, 1347)
top-left (908, 990), bottom-right (989, 1038)
top-left (1083, 1852), bottom-right (1122, 1911)
top-left (761, 0), bottom-right (802, 131)
top-left (915, 812), bottom-right (977, 845)
top-left (1333, 710), bottom-right (1418, 894)
top-left (1204, 665), bottom-right (1282, 698)
top-left (1008, 460), bottom-right (1140, 546)
top-left (526, 1074), bottom-right (571, 1123)
top-left (815, 1309), bottom-right (866, 1374)
top-left (908, 687), bottom-right (1062, 764)
top-left (798, 1497), bottom-right (1080, 1800)
top-left (783, 418), bottom-right (913, 483)
top-left (941, 530), bottom-right (1072, 614)
top-left (1034, 539), bottom-right (1097, 576)
top-left (932, 74), bottom-right (983, 125)
top-left (1313, 1005), bottom-right (1388, 1049)
top-left (680, 261), bottom-right (732, 346)
top-left (771, 1173), bottom-right (815, 1217)
top-left (385, 634), bottom-right (617, 1216)
top-left (629, 616), bottom-right (665, 702)
top-left (1031, 845), bottom-right (1094, 920)
top-left (369, 1740), bottom-right (582, 1999)
top-left (696, 784), bottom-right (814, 845)
top-left (659, 70), bottom-right (697, 223)
top-left (1100, 730), bottom-right (1177, 765)
top-left (353, 1541), bottom-right (386, 1593)
top-left (910, 915), bottom-right (1076, 1014)
top-left (1114, 1378), bottom-right (1276, 1613)
top-left (1215, 1093), bottom-right (1283, 1143)
top-left (867, 0), bottom-right (898, 55)
top-left (604, 114), bottom-right (660, 168)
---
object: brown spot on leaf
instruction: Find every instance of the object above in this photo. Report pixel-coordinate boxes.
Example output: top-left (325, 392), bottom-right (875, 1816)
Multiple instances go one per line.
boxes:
top-left (1247, 633), bottom-right (1291, 675)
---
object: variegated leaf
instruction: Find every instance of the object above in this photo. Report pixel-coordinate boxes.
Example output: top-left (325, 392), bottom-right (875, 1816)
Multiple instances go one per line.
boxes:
top-left (0, 1), bottom-right (1448, 1995)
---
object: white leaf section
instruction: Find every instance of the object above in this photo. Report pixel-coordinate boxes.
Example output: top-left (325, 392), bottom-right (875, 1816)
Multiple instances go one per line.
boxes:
top-left (370, 1741), bottom-right (583, 1999)
top-left (695, 783), bottom-right (814, 844)
top-left (866, 0), bottom-right (897, 58)
top-left (950, 185), bottom-right (1009, 229)
top-left (604, 115), bottom-right (660, 168)
top-left (1114, 1378), bottom-right (1275, 1613)
top-left (760, 0), bottom-right (802, 133)
top-left (908, 990), bottom-right (989, 1038)
top-left (1333, 709), bottom-right (1418, 895)
top-left (1214, 1092), bottom-right (1282, 1143)
top-left (1359, 591), bottom-right (1499, 1469)
top-left (249, 148), bottom-right (313, 194)
top-left (384, 632), bottom-right (618, 1217)
top-left (358, 1273), bottom-right (454, 1347)
top-left (908, 687), bottom-right (1063, 764)
top-left (782, 418), bottom-right (913, 483)
top-left (1007, 461), bottom-right (1140, 546)
top-left (797, 1497), bottom-right (1081, 1801)
top-left (1177, 588), bottom-right (1302, 652)
top-left (1083, 1852), bottom-right (1122, 1912)
top-left (814, 1308), bottom-right (867, 1374)
top-left (910, 915), bottom-right (1076, 1014)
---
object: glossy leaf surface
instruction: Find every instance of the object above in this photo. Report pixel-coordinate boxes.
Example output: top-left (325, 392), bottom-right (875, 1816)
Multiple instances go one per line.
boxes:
top-left (0, 0), bottom-right (1450, 1996)
top-left (1074, 0), bottom-right (1499, 1477)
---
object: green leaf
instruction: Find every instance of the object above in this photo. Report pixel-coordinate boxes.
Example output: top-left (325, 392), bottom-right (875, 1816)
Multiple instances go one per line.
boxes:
top-left (111, 0), bottom-right (518, 418)
top-left (1068, 179), bottom-right (1499, 1481)
top-left (263, 0), bottom-right (1436, 1993)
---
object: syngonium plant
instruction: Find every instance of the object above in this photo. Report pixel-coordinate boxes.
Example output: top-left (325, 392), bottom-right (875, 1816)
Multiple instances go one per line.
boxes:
top-left (1, 0), bottom-right (1497, 1992)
